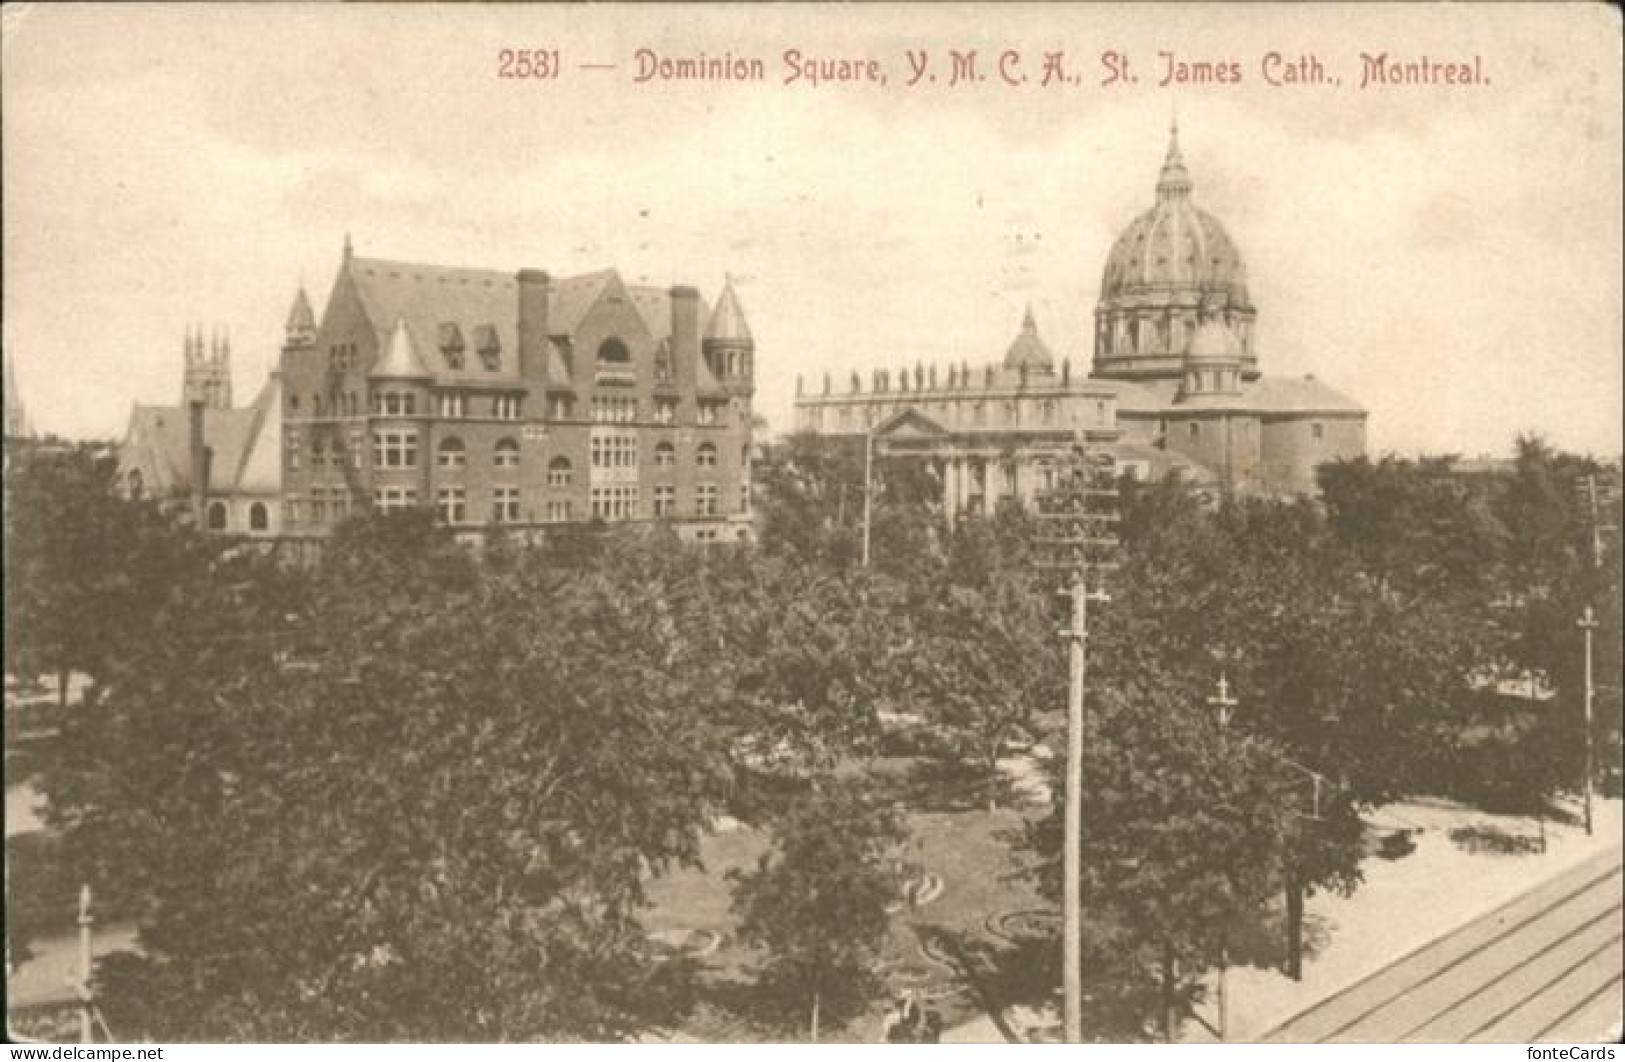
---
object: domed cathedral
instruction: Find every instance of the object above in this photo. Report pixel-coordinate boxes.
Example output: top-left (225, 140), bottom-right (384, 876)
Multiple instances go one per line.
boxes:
top-left (1092, 122), bottom-right (1366, 496)
top-left (792, 120), bottom-right (1367, 514)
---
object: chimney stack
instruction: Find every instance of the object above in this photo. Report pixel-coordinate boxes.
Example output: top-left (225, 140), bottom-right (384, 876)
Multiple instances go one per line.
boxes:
top-left (516, 268), bottom-right (553, 385)
top-left (188, 399), bottom-right (210, 526)
top-left (669, 285), bottom-right (700, 389)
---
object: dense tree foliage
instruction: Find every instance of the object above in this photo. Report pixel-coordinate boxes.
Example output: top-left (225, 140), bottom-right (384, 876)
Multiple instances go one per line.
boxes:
top-left (14, 429), bottom-right (1617, 1042)
top-left (728, 779), bottom-right (908, 1040)
top-left (3, 441), bottom-right (216, 699)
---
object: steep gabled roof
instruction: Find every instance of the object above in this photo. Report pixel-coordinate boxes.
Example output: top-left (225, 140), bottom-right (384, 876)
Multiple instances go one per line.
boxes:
top-left (231, 375), bottom-right (283, 493)
top-left (347, 257), bottom-right (519, 383)
top-left (342, 256), bottom-right (716, 379)
top-left (116, 396), bottom-right (270, 497)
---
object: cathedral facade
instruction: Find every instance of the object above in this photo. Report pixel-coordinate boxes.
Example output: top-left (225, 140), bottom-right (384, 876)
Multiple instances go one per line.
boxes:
top-left (793, 125), bottom-right (1368, 515)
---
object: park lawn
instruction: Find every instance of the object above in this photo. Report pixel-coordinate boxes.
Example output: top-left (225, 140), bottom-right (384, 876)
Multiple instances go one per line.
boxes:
top-left (641, 800), bottom-right (1051, 1042)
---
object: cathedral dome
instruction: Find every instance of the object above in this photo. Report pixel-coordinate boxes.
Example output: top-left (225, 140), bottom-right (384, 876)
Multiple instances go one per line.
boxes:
top-left (1003, 306), bottom-right (1055, 372)
top-left (1098, 128), bottom-right (1250, 306)
top-left (1092, 123), bottom-right (1258, 381)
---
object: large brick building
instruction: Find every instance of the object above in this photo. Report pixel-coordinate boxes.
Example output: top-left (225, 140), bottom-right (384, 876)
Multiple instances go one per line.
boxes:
top-left (793, 123), bottom-right (1367, 516)
top-left (279, 241), bottom-right (756, 542)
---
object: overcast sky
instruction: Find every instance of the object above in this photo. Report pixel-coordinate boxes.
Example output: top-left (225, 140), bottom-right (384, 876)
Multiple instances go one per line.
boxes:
top-left (4, 2), bottom-right (1620, 457)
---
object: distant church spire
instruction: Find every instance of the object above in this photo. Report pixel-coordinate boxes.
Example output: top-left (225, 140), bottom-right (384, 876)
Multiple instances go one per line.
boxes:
top-left (183, 323), bottom-right (233, 410)
top-left (4, 349), bottom-right (31, 439)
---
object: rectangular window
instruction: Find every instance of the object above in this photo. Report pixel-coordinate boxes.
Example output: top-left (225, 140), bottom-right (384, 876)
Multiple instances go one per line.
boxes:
top-left (589, 485), bottom-right (639, 520)
top-left (589, 433), bottom-right (638, 470)
top-left (696, 402), bottom-right (721, 426)
top-left (740, 482), bottom-right (751, 515)
top-left (330, 488), bottom-right (350, 522)
top-left (286, 434), bottom-right (301, 470)
top-left (697, 484), bottom-right (718, 517)
top-left (492, 485), bottom-right (520, 523)
top-left (546, 499), bottom-right (572, 523)
top-left (375, 392), bottom-right (415, 417)
top-left (591, 397), bottom-right (637, 423)
top-left (550, 396), bottom-right (574, 420)
top-left (653, 399), bottom-right (677, 425)
top-left (437, 486), bottom-right (467, 525)
top-left (1312, 422), bottom-right (1325, 442)
top-left (494, 394), bottom-right (522, 420)
top-left (372, 430), bottom-right (419, 469)
top-left (286, 499), bottom-right (302, 524)
top-left (373, 487), bottom-right (418, 512)
top-left (311, 496), bottom-right (327, 523)
top-left (653, 485), bottom-right (675, 517)
top-left (438, 393), bottom-right (467, 418)
top-left (1189, 422), bottom-right (1200, 439)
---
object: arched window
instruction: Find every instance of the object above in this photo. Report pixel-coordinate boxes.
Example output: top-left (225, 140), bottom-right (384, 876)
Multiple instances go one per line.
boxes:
top-left (696, 442), bottom-right (718, 468)
top-left (249, 502), bottom-right (269, 531)
top-left (597, 337), bottom-right (630, 364)
top-left (126, 469), bottom-right (143, 499)
top-left (548, 456), bottom-right (572, 487)
top-left (494, 438), bottom-right (520, 468)
top-left (655, 441), bottom-right (676, 467)
top-left (207, 502), bottom-right (228, 531)
top-left (438, 437), bottom-right (466, 468)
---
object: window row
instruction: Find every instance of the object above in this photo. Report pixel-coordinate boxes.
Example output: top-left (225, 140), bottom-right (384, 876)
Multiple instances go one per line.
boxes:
top-left (204, 500), bottom-right (273, 532)
top-left (288, 392), bottom-right (363, 417)
top-left (436, 437), bottom-right (521, 469)
top-left (286, 488), bottom-right (355, 525)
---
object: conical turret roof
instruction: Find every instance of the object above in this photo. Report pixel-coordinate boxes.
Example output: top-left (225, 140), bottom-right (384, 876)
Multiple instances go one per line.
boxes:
top-left (370, 315), bottom-right (433, 379)
top-left (704, 278), bottom-right (753, 345)
top-left (285, 287), bottom-right (316, 334)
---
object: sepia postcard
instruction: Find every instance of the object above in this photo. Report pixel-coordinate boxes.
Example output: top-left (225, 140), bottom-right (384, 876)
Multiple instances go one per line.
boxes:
top-left (3, 1), bottom-right (1621, 1050)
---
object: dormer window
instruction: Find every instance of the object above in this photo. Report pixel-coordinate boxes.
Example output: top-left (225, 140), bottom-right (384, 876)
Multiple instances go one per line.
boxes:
top-left (438, 323), bottom-right (466, 369)
top-left (474, 324), bottom-right (501, 371)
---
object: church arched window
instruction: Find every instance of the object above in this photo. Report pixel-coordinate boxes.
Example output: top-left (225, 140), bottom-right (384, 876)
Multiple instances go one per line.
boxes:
top-left (207, 502), bottom-right (228, 531)
top-left (249, 503), bottom-right (269, 531)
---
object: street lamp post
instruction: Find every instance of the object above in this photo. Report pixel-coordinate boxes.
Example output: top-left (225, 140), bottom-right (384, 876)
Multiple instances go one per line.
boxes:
top-left (1207, 672), bottom-right (1239, 1043)
top-left (1579, 606), bottom-right (1599, 837)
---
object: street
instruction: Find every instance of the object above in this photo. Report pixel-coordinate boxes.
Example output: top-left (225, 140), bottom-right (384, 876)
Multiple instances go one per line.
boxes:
top-left (1264, 845), bottom-right (1624, 1043)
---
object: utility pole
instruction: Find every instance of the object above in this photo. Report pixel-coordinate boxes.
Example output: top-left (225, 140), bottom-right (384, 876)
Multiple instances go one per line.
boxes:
top-left (1037, 446), bottom-right (1118, 1044)
top-left (1207, 672), bottom-right (1238, 1043)
top-left (1579, 606), bottom-right (1598, 837)
top-left (77, 884), bottom-right (94, 1044)
top-left (1575, 474), bottom-right (1617, 571)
